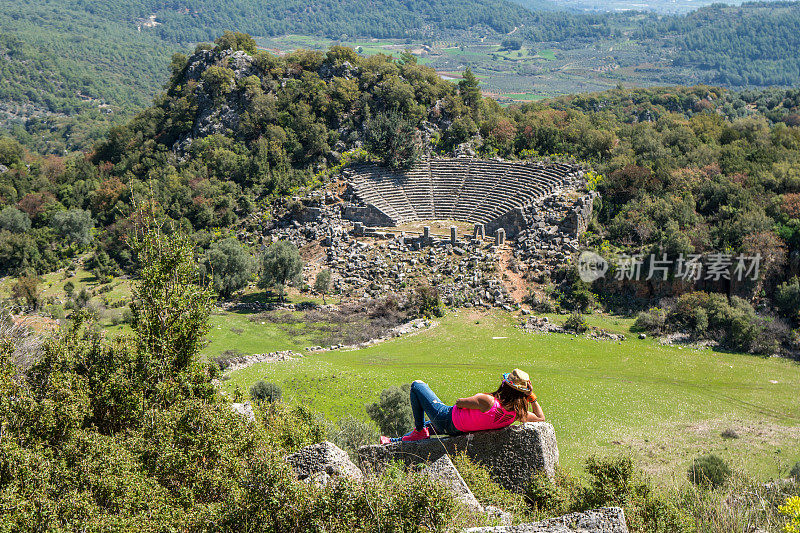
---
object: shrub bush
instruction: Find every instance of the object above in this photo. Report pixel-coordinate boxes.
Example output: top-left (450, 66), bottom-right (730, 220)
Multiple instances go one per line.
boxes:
top-left (331, 415), bottom-right (379, 455)
top-left (260, 402), bottom-right (328, 453)
top-left (563, 312), bottom-right (588, 334)
top-left (250, 380), bottom-right (282, 403)
top-left (525, 470), bottom-right (576, 518)
top-left (583, 455), bottom-right (637, 507)
top-left (779, 496), bottom-right (800, 533)
top-left (413, 284), bottom-right (445, 318)
top-left (213, 349), bottom-right (245, 371)
top-left (633, 307), bottom-right (667, 334)
top-left (554, 268), bottom-right (596, 312)
top-left (640, 292), bottom-right (786, 354)
top-left (775, 277), bottom-right (800, 323)
top-left (688, 454), bottom-right (732, 488)
top-left (365, 383), bottom-right (413, 437)
top-left (790, 461), bottom-right (800, 482)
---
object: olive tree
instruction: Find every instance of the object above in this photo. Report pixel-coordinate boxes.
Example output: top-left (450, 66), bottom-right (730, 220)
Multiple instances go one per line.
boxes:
top-left (202, 238), bottom-right (255, 298)
top-left (51, 209), bottom-right (93, 248)
top-left (314, 268), bottom-right (332, 304)
top-left (258, 240), bottom-right (303, 302)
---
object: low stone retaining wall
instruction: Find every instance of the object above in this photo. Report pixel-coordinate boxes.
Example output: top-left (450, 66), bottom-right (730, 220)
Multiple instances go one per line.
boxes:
top-left (357, 422), bottom-right (559, 494)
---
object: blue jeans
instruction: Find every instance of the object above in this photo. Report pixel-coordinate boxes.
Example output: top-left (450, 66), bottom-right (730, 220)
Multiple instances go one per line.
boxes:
top-left (407, 380), bottom-right (461, 436)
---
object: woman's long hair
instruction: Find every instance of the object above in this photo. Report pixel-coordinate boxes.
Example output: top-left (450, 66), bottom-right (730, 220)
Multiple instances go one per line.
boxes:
top-left (491, 382), bottom-right (529, 422)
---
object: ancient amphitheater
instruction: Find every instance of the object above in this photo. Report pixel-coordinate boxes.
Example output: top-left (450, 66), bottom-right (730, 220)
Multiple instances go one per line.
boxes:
top-left (342, 158), bottom-right (580, 237)
top-left (264, 156), bottom-right (592, 307)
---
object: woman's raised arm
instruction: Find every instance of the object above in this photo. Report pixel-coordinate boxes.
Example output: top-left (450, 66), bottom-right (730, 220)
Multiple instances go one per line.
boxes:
top-left (524, 400), bottom-right (546, 423)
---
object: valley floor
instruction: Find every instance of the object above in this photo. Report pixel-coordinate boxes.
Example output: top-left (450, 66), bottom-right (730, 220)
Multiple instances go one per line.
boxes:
top-left (223, 308), bottom-right (800, 483)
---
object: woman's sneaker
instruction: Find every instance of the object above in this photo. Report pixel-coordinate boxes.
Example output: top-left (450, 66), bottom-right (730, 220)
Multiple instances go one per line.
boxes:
top-left (379, 436), bottom-right (392, 445)
top-left (401, 427), bottom-right (430, 442)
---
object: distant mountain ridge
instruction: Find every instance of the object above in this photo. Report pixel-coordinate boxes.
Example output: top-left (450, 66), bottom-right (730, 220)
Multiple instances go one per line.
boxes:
top-left (2, 0), bottom-right (800, 153)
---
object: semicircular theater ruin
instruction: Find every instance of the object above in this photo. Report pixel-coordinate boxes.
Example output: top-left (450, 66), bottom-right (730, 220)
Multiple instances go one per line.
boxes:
top-left (342, 158), bottom-right (582, 237)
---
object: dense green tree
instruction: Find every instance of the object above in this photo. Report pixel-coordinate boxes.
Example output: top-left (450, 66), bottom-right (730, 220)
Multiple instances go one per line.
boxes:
top-left (214, 31), bottom-right (257, 54)
top-left (201, 237), bottom-right (255, 298)
top-left (314, 268), bottom-right (332, 304)
top-left (365, 383), bottom-right (414, 438)
top-left (258, 240), bottom-right (303, 302)
top-left (458, 67), bottom-right (482, 111)
top-left (11, 275), bottom-right (41, 309)
top-left (0, 206), bottom-right (31, 233)
top-left (364, 110), bottom-right (422, 169)
top-left (50, 209), bottom-right (94, 248)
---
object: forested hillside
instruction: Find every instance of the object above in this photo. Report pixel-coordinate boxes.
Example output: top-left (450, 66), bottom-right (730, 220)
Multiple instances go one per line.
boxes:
top-left (3, 0), bottom-right (800, 155)
top-left (0, 0), bottom-right (539, 153)
top-left (1, 36), bottom-right (799, 298)
top-left (659, 2), bottom-right (800, 86)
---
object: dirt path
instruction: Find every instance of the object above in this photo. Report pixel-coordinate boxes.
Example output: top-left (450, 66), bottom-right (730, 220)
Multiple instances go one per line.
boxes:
top-left (496, 245), bottom-right (528, 304)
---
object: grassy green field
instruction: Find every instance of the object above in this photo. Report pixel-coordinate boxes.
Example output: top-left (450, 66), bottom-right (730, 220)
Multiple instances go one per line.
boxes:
top-left (502, 93), bottom-right (549, 103)
top-left (204, 309), bottom-right (326, 357)
top-left (538, 49), bottom-right (557, 61)
top-left (225, 309), bottom-right (800, 482)
top-left (258, 34), bottom-right (666, 102)
top-left (493, 47), bottom-right (546, 61)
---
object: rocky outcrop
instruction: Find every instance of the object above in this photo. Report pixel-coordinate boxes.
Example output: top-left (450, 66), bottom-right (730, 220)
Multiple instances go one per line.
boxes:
top-left (230, 401), bottom-right (255, 422)
top-left (286, 441), bottom-right (364, 483)
top-left (220, 350), bottom-right (301, 373)
top-left (422, 455), bottom-right (483, 513)
top-left (463, 507), bottom-right (628, 533)
top-left (358, 422), bottom-right (558, 493)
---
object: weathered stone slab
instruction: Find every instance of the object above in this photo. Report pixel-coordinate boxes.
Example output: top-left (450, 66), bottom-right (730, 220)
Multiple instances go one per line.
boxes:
top-left (230, 401), bottom-right (255, 423)
top-left (485, 506), bottom-right (513, 526)
top-left (422, 455), bottom-right (482, 513)
top-left (286, 441), bottom-right (364, 482)
top-left (463, 507), bottom-right (628, 533)
top-left (358, 422), bottom-right (558, 493)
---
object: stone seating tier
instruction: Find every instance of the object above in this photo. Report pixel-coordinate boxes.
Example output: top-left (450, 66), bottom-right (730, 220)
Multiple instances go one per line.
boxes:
top-left (347, 158), bottom-right (575, 228)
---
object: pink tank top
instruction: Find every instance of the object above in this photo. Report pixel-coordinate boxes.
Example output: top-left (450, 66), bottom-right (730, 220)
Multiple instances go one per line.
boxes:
top-left (451, 398), bottom-right (517, 432)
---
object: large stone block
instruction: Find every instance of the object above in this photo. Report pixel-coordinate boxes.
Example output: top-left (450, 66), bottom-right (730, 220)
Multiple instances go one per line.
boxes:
top-left (463, 507), bottom-right (628, 533)
top-left (358, 422), bottom-right (558, 493)
top-left (230, 401), bottom-right (255, 423)
top-left (422, 455), bottom-right (482, 513)
top-left (286, 441), bottom-right (364, 482)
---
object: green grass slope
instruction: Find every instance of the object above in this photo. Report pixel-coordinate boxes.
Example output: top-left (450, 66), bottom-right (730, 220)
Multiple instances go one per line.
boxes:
top-left (225, 310), bottom-right (800, 480)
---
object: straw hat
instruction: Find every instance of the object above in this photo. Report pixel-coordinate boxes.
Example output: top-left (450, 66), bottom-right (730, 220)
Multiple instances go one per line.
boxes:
top-left (502, 368), bottom-right (533, 393)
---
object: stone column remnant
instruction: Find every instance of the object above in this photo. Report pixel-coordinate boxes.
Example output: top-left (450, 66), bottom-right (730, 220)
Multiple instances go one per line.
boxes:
top-left (495, 228), bottom-right (505, 246)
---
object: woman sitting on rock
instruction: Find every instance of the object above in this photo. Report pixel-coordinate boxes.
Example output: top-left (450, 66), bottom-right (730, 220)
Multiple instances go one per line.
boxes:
top-left (380, 368), bottom-right (546, 444)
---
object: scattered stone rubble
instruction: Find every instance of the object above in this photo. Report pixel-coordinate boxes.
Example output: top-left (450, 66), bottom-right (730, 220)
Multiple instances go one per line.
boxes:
top-left (519, 317), bottom-right (626, 341)
top-left (222, 350), bottom-right (302, 373)
top-left (514, 190), bottom-right (596, 285)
